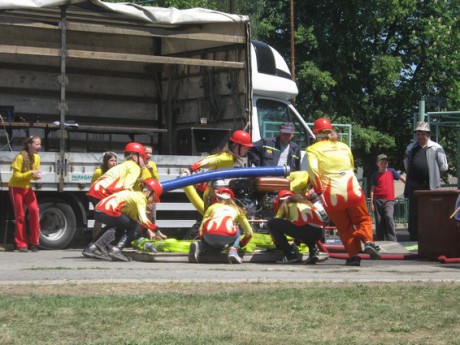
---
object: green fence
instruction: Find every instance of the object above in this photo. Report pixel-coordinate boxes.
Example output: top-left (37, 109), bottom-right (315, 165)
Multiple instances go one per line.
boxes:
top-left (366, 198), bottom-right (409, 225)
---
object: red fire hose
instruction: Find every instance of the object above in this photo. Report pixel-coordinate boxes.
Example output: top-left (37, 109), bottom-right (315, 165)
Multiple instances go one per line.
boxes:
top-left (438, 256), bottom-right (460, 264)
top-left (316, 241), bottom-right (421, 260)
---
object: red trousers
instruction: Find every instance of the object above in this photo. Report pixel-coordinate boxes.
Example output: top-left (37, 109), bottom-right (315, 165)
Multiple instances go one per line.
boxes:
top-left (327, 200), bottom-right (374, 257)
top-left (8, 187), bottom-right (40, 249)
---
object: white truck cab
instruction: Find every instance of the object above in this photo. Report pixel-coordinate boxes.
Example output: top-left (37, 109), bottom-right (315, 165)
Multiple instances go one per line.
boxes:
top-left (250, 41), bottom-right (314, 167)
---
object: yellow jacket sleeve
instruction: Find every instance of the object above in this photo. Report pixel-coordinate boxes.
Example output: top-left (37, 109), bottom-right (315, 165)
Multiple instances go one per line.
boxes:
top-left (8, 153), bottom-right (40, 189)
top-left (288, 171), bottom-right (310, 195)
top-left (91, 167), bottom-right (103, 185)
top-left (121, 191), bottom-right (156, 231)
top-left (190, 152), bottom-right (234, 171)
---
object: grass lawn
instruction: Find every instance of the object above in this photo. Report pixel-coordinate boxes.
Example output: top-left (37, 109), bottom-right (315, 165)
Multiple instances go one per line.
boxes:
top-left (0, 282), bottom-right (458, 345)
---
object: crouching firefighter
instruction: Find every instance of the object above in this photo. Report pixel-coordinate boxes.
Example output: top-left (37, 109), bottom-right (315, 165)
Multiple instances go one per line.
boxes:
top-left (188, 187), bottom-right (253, 264)
top-left (82, 178), bottom-right (166, 261)
top-left (268, 190), bottom-right (327, 265)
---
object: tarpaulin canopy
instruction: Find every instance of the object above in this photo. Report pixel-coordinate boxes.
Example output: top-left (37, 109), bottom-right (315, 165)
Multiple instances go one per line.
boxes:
top-left (0, 0), bottom-right (249, 26)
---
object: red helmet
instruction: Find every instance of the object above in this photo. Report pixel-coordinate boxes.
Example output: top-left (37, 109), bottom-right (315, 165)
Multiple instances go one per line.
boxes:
top-left (230, 130), bottom-right (253, 148)
top-left (143, 178), bottom-right (163, 202)
top-left (313, 118), bottom-right (333, 134)
top-left (274, 190), bottom-right (295, 212)
top-left (123, 142), bottom-right (146, 157)
top-left (215, 187), bottom-right (235, 200)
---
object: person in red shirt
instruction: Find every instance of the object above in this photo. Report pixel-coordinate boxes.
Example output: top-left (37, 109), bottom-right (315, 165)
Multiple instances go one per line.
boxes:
top-left (370, 154), bottom-right (406, 241)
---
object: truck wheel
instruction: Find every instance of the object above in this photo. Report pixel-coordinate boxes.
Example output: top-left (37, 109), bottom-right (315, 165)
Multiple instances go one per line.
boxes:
top-left (39, 199), bottom-right (77, 249)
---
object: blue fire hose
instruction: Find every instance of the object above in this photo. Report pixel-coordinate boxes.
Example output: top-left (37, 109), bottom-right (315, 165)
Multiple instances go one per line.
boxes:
top-left (160, 166), bottom-right (290, 192)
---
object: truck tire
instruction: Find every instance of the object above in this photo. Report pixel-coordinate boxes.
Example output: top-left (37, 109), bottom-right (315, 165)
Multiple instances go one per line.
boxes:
top-left (39, 199), bottom-right (77, 249)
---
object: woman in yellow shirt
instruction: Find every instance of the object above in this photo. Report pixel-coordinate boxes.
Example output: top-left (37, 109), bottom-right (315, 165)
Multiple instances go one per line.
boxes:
top-left (90, 152), bottom-right (118, 185)
top-left (8, 136), bottom-right (42, 252)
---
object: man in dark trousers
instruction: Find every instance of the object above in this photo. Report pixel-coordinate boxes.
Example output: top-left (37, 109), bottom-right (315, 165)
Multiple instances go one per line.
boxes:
top-left (403, 121), bottom-right (448, 241)
top-left (248, 122), bottom-right (300, 172)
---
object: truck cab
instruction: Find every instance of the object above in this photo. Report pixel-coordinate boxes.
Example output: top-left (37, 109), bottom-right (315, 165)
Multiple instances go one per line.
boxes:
top-left (250, 41), bottom-right (314, 167)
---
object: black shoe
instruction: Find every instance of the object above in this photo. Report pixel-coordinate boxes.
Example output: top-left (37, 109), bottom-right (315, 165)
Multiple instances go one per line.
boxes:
top-left (305, 249), bottom-right (320, 265)
top-left (18, 247), bottom-right (28, 253)
top-left (364, 242), bottom-right (381, 260)
top-left (276, 253), bottom-right (301, 264)
top-left (82, 246), bottom-right (97, 258)
top-left (188, 241), bottom-right (202, 263)
top-left (91, 248), bottom-right (113, 261)
top-left (345, 256), bottom-right (361, 266)
top-left (30, 245), bottom-right (39, 253)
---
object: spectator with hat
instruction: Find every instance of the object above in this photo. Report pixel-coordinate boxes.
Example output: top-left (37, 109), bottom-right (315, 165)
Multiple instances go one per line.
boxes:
top-left (248, 122), bottom-right (300, 172)
top-left (370, 154), bottom-right (406, 242)
top-left (404, 121), bottom-right (448, 241)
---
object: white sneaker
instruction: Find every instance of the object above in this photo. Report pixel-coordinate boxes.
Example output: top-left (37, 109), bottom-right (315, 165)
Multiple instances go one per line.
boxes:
top-left (227, 248), bottom-right (242, 264)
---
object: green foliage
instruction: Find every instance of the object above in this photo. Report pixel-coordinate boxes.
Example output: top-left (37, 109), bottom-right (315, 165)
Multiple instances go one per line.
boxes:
top-left (161, 0), bottom-right (217, 8)
top-left (233, 0), bottom-right (459, 186)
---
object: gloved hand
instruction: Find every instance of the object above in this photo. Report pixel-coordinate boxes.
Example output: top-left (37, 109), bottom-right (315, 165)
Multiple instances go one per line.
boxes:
top-left (146, 228), bottom-right (167, 241)
top-left (311, 193), bottom-right (330, 223)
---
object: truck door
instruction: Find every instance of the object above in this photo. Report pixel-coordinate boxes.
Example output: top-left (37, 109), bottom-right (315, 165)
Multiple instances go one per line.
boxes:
top-left (252, 97), bottom-right (315, 170)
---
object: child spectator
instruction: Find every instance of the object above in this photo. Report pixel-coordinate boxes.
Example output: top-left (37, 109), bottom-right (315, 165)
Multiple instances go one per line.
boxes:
top-left (370, 154), bottom-right (406, 241)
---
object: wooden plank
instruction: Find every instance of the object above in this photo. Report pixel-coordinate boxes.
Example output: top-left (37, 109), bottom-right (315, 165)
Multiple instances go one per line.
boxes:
top-left (0, 94), bottom-right (157, 120)
top-left (0, 68), bottom-right (157, 97)
top-left (0, 13), bottom-right (246, 44)
top-left (4, 122), bottom-right (167, 134)
top-left (0, 44), bottom-right (245, 69)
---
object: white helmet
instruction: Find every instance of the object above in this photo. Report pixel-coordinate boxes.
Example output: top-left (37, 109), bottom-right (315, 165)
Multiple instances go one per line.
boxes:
top-left (211, 179), bottom-right (227, 190)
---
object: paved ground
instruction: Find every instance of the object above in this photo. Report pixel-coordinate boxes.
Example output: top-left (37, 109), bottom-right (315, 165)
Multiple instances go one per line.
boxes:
top-left (1, 242), bottom-right (459, 285)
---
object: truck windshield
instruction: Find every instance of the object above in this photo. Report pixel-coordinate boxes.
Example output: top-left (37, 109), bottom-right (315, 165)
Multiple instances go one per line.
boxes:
top-left (256, 99), bottom-right (310, 149)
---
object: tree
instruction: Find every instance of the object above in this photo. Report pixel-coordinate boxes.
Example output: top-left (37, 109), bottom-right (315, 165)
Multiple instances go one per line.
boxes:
top-left (236, 0), bottom-right (460, 190)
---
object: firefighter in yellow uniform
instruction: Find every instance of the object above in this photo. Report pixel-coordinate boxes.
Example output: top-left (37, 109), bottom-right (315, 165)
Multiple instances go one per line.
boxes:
top-left (188, 187), bottom-right (253, 264)
top-left (183, 130), bottom-right (254, 213)
top-left (268, 190), bottom-right (325, 264)
top-left (88, 142), bottom-right (146, 203)
top-left (306, 118), bottom-right (380, 266)
top-left (82, 179), bottom-right (166, 261)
